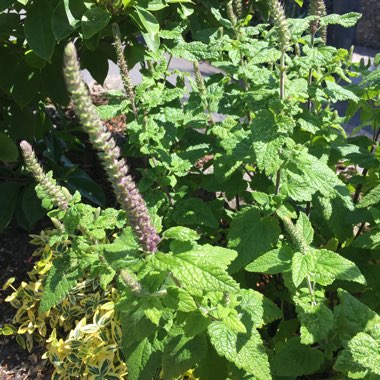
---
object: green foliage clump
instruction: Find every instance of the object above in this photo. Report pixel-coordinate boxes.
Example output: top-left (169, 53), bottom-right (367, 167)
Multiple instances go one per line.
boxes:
top-left (2, 1), bottom-right (380, 379)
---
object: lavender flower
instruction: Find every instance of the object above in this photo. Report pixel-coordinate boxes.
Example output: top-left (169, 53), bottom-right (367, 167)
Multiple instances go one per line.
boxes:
top-left (63, 42), bottom-right (160, 253)
top-left (19, 140), bottom-right (71, 210)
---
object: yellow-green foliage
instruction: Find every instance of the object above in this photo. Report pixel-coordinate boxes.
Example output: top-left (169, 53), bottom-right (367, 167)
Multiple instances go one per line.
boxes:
top-left (2, 231), bottom-right (127, 380)
top-left (1, 230), bottom-right (198, 380)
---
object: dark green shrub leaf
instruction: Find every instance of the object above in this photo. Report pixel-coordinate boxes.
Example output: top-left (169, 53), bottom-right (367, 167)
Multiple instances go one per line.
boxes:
top-left (24, 0), bottom-right (55, 61)
top-left (81, 7), bottom-right (111, 39)
top-left (0, 132), bottom-right (18, 162)
top-left (0, 181), bottom-right (21, 232)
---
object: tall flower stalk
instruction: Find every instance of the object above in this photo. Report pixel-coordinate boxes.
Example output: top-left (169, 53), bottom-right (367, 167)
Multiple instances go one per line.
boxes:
top-left (63, 42), bottom-right (160, 253)
top-left (269, 0), bottom-right (290, 194)
top-left (112, 23), bottom-right (138, 118)
top-left (20, 140), bottom-right (72, 211)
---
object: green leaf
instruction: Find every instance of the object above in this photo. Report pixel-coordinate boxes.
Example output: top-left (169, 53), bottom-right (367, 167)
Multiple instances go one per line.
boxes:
top-left (164, 287), bottom-right (197, 313)
top-left (163, 226), bottom-right (200, 242)
top-left (357, 184), bottom-right (380, 208)
top-left (348, 332), bottom-right (380, 375)
top-left (24, 0), bottom-right (55, 61)
top-left (353, 230), bottom-right (380, 250)
top-left (238, 289), bottom-right (282, 328)
top-left (325, 80), bottom-right (359, 103)
top-left (81, 7), bottom-right (111, 39)
top-left (21, 184), bottom-right (46, 230)
top-left (320, 12), bottom-right (362, 28)
top-left (208, 321), bottom-right (271, 380)
top-left (39, 255), bottom-right (80, 312)
top-left (296, 212), bottom-right (314, 245)
top-left (292, 251), bottom-right (313, 287)
top-left (0, 0), bottom-right (15, 12)
top-left (162, 334), bottom-right (207, 380)
top-left (228, 207), bottom-right (280, 273)
top-left (297, 302), bottom-right (335, 344)
top-left (245, 245), bottom-right (293, 274)
top-left (273, 337), bottom-right (324, 377)
top-left (335, 289), bottom-right (380, 345)
top-left (0, 133), bottom-right (18, 162)
top-left (132, 6), bottom-right (159, 34)
top-left (124, 337), bottom-right (162, 380)
top-left (66, 169), bottom-right (106, 207)
top-left (312, 249), bottom-right (366, 286)
top-left (51, 0), bottom-right (76, 41)
top-left (11, 63), bottom-right (41, 108)
top-left (150, 246), bottom-right (239, 297)
top-left (172, 198), bottom-right (219, 228)
top-left (0, 182), bottom-right (21, 232)
top-left (251, 110), bottom-right (285, 176)
top-left (281, 147), bottom-right (351, 203)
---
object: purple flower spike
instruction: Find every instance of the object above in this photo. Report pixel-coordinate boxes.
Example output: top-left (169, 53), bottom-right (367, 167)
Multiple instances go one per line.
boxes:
top-left (63, 42), bottom-right (160, 253)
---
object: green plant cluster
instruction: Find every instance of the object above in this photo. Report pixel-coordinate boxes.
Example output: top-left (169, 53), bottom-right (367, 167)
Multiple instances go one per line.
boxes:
top-left (0, 0), bottom-right (192, 232)
top-left (2, 0), bottom-right (380, 379)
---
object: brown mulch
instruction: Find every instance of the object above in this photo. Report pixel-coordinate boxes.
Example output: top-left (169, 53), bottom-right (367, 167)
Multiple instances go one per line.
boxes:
top-left (0, 222), bottom-right (52, 380)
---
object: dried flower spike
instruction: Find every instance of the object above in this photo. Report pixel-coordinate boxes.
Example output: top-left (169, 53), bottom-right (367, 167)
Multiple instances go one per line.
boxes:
top-left (112, 23), bottom-right (137, 117)
top-left (63, 42), bottom-right (160, 253)
top-left (269, 0), bottom-right (290, 51)
top-left (20, 140), bottom-right (71, 210)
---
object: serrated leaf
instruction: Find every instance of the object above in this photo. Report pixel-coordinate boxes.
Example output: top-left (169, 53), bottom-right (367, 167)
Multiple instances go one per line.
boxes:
top-left (39, 255), bottom-right (80, 313)
top-left (312, 249), bottom-right (366, 286)
top-left (273, 337), bottom-right (324, 377)
top-left (251, 110), bottom-right (285, 176)
top-left (357, 184), bottom-right (380, 208)
top-left (353, 230), bottom-right (380, 250)
top-left (124, 337), bottom-right (162, 380)
top-left (335, 289), bottom-right (380, 345)
top-left (150, 246), bottom-right (239, 297)
top-left (172, 198), bottom-right (219, 228)
top-left (320, 12), bottom-right (362, 28)
top-left (162, 334), bottom-right (207, 380)
top-left (297, 302), bottom-right (335, 344)
top-left (292, 251), bottom-right (313, 287)
top-left (245, 245), bottom-right (293, 274)
top-left (325, 80), bottom-right (359, 103)
top-left (348, 332), bottom-right (380, 375)
top-left (162, 226), bottom-right (200, 242)
top-left (238, 289), bottom-right (282, 328)
top-left (208, 322), bottom-right (271, 380)
top-left (281, 147), bottom-right (351, 203)
top-left (164, 287), bottom-right (197, 313)
top-left (228, 207), bottom-right (280, 273)
top-left (296, 212), bottom-right (314, 245)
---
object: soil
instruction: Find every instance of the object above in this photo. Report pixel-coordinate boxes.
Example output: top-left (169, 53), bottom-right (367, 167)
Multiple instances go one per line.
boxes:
top-left (0, 221), bottom-right (53, 379)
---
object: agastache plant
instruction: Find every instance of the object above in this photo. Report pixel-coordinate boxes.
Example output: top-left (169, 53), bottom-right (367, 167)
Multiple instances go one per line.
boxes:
top-left (63, 42), bottom-right (160, 253)
top-left (19, 140), bottom-right (72, 211)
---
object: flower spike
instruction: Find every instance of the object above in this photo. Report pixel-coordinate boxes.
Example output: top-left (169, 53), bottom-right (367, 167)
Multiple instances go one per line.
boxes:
top-left (20, 140), bottom-right (72, 210)
top-left (63, 42), bottom-right (160, 253)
